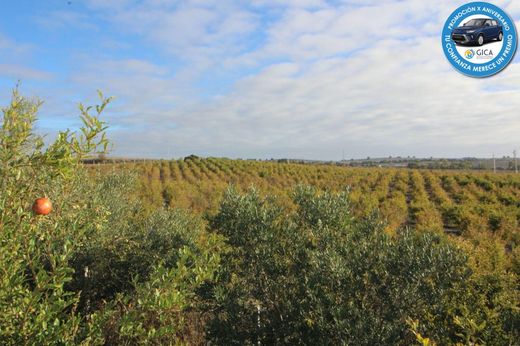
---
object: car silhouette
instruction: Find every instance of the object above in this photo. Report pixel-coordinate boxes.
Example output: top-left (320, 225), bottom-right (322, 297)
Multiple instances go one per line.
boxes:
top-left (451, 18), bottom-right (503, 46)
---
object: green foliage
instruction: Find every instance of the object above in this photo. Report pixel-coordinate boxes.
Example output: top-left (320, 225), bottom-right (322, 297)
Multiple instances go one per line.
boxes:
top-left (0, 88), bottom-right (111, 344)
top-left (97, 232), bottom-right (225, 345)
top-left (0, 89), bottom-right (225, 345)
top-left (122, 158), bottom-right (520, 252)
top-left (292, 185), bottom-right (351, 229)
top-left (207, 187), bottom-right (306, 344)
top-left (1, 89), bottom-right (518, 344)
top-left (68, 173), bottom-right (209, 313)
top-left (204, 187), bottom-right (519, 345)
top-left (407, 319), bottom-right (436, 346)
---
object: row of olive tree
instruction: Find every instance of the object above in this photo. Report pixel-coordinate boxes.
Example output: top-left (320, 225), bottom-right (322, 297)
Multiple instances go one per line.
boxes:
top-left (1, 90), bottom-right (517, 344)
top-left (0, 90), bottom-right (225, 344)
top-left (205, 186), bottom-right (518, 345)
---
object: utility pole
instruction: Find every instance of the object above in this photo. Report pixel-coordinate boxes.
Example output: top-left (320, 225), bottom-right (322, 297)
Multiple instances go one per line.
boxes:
top-left (514, 150), bottom-right (518, 173)
top-left (493, 153), bottom-right (496, 173)
top-left (342, 149), bottom-right (345, 162)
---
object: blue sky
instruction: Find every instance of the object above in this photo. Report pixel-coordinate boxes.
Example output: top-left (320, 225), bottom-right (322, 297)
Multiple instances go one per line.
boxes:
top-left (1, 0), bottom-right (519, 159)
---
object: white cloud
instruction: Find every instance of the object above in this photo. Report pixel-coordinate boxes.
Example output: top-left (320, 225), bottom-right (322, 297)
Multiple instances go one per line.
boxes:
top-left (35, 10), bottom-right (99, 31)
top-left (0, 34), bottom-right (50, 82)
top-left (0, 64), bottom-right (52, 80)
top-left (0, 33), bottom-right (34, 58)
top-left (93, 0), bottom-right (259, 60)
top-left (4, 0), bottom-right (520, 159)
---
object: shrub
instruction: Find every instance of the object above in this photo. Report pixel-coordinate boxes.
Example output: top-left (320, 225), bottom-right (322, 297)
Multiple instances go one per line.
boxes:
top-left (0, 89), bottom-right (226, 345)
top-left (0, 89), bottom-right (111, 344)
top-left (96, 231), bottom-right (225, 345)
top-left (2, 89), bottom-right (517, 344)
top-left (204, 186), bottom-right (504, 345)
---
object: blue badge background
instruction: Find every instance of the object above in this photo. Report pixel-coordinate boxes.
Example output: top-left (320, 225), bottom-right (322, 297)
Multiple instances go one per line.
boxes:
top-left (442, 1), bottom-right (517, 78)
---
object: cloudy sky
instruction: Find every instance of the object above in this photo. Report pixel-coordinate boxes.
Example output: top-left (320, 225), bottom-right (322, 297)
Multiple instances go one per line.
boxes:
top-left (0, 0), bottom-right (519, 159)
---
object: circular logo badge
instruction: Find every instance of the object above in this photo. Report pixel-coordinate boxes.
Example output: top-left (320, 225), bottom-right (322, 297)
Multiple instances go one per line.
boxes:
top-left (442, 2), bottom-right (517, 78)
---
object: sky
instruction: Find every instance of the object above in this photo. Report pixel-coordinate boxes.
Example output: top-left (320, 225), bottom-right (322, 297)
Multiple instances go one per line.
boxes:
top-left (0, 0), bottom-right (519, 160)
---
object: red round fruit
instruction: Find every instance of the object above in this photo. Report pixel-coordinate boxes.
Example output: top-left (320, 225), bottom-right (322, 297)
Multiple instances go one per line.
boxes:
top-left (32, 197), bottom-right (52, 215)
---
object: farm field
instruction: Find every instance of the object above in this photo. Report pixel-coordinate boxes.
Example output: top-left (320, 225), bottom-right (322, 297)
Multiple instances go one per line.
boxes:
top-left (97, 157), bottom-right (520, 247)
top-left (2, 90), bottom-right (519, 344)
top-left (4, 0), bottom-right (520, 343)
